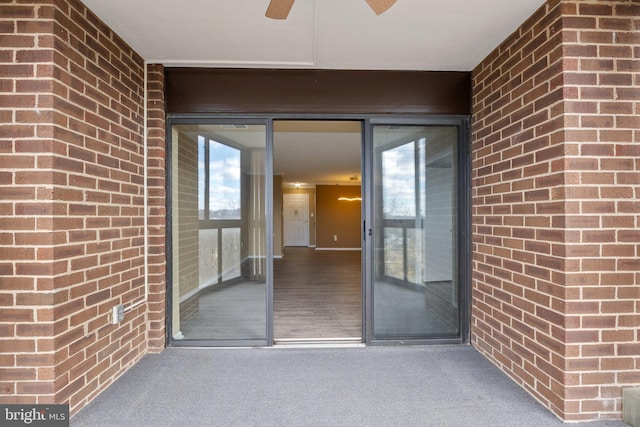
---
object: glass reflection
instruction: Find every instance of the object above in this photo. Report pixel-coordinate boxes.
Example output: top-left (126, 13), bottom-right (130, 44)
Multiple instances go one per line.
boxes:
top-left (373, 126), bottom-right (459, 339)
top-left (171, 124), bottom-right (267, 341)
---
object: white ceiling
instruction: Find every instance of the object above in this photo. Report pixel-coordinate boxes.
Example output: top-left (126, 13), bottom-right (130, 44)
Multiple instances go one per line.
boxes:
top-left (81, 0), bottom-right (546, 71)
top-left (274, 121), bottom-right (361, 187)
top-left (83, 0), bottom-right (545, 186)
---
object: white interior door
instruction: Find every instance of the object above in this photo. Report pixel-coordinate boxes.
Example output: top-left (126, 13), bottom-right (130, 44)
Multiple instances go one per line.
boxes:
top-left (283, 194), bottom-right (309, 246)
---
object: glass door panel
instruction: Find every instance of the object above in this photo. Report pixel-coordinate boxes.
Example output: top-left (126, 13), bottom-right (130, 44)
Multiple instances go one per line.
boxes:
top-left (372, 125), bottom-right (460, 340)
top-left (170, 123), bottom-right (268, 344)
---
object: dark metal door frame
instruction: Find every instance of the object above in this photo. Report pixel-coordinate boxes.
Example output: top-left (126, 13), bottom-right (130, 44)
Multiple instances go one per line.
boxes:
top-left (166, 114), bottom-right (470, 347)
top-left (363, 116), bottom-right (471, 346)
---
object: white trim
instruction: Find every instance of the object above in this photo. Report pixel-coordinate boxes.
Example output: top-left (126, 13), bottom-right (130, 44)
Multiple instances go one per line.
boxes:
top-left (314, 247), bottom-right (362, 251)
top-left (154, 59), bottom-right (317, 68)
top-left (272, 338), bottom-right (365, 349)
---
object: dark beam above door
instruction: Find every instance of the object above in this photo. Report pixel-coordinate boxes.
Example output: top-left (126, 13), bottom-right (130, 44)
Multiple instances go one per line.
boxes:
top-left (165, 68), bottom-right (471, 116)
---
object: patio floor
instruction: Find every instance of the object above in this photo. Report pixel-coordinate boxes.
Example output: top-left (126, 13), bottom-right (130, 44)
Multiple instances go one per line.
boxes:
top-left (71, 345), bottom-right (626, 427)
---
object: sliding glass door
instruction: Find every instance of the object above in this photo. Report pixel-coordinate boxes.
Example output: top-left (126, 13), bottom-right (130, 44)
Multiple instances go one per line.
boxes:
top-left (167, 117), bottom-right (468, 346)
top-left (169, 121), bottom-right (270, 345)
top-left (369, 123), bottom-right (464, 341)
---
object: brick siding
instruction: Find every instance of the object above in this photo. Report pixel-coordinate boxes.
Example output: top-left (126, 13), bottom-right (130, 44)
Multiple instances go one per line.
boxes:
top-left (472, 0), bottom-right (639, 421)
top-left (0, 0), bottom-right (159, 415)
top-left (145, 64), bottom-right (166, 352)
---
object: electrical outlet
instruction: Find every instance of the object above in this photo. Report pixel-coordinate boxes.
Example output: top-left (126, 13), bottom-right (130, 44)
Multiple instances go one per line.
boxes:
top-left (333, 235), bottom-right (338, 242)
top-left (111, 304), bottom-right (125, 324)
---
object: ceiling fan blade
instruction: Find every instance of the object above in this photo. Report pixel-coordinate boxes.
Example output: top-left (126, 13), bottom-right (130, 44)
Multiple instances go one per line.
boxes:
top-left (265, 0), bottom-right (295, 19)
top-left (365, 0), bottom-right (397, 15)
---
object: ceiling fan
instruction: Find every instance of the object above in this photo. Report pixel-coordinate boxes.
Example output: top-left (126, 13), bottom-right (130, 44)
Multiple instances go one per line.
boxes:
top-left (266, 0), bottom-right (397, 20)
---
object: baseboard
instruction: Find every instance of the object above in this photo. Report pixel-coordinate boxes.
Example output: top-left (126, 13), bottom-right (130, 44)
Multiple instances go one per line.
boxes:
top-left (315, 247), bottom-right (362, 251)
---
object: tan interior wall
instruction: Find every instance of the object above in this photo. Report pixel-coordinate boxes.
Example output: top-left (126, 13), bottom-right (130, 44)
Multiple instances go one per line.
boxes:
top-left (315, 185), bottom-right (361, 249)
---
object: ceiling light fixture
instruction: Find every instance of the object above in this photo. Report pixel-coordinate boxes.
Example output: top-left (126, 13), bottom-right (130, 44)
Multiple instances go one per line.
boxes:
top-left (338, 197), bottom-right (362, 202)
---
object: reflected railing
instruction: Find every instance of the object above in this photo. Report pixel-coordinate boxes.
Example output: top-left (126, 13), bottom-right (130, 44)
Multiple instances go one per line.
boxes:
top-left (380, 219), bottom-right (459, 332)
top-left (198, 226), bottom-right (241, 290)
top-left (382, 220), bottom-right (424, 285)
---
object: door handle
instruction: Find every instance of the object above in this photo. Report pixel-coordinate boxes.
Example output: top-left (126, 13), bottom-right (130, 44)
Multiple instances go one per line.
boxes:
top-left (363, 221), bottom-right (372, 238)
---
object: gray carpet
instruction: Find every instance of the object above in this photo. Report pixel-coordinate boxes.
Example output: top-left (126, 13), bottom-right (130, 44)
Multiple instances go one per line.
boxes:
top-left (71, 346), bottom-right (625, 427)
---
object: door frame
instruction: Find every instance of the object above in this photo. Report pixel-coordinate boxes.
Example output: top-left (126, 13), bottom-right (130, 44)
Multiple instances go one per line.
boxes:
top-left (363, 116), bottom-right (470, 346)
top-left (166, 117), bottom-right (274, 347)
top-left (166, 114), bottom-right (470, 347)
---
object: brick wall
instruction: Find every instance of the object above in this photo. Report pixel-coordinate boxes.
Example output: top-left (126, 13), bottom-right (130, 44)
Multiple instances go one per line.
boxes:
top-left (561, 1), bottom-right (639, 420)
top-left (0, 0), bottom-right (154, 415)
top-left (145, 64), bottom-right (166, 352)
top-left (472, 0), bottom-right (639, 421)
top-left (0, 1), bottom-right (56, 404)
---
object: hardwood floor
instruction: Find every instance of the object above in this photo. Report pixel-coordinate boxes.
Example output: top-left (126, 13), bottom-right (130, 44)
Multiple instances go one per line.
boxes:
top-left (274, 247), bottom-right (362, 341)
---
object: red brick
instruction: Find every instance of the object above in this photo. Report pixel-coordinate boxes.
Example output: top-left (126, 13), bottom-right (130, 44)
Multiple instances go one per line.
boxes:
top-left (0, 0), bottom-right (150, 412)
top-left (472, 1), bottom-right (640, 422)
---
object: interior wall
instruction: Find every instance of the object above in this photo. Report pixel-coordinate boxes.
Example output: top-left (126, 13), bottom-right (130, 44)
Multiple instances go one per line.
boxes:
top-left (315, 185), bottom-right (361, 249)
